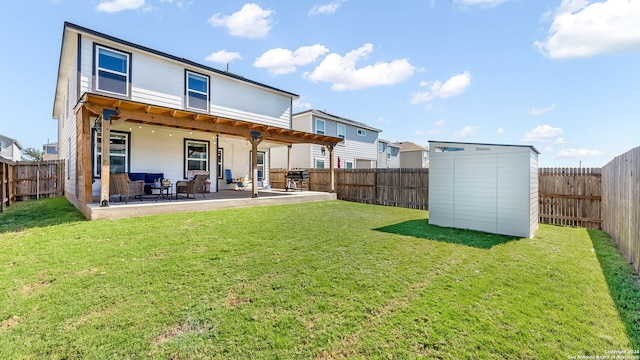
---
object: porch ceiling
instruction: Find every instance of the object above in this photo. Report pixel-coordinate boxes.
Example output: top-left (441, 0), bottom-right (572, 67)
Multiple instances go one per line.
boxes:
top-left (80, 93), bottom-right (342, 147)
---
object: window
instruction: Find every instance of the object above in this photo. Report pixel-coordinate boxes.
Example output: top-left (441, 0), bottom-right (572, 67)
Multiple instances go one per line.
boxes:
top-left (345, 161), bottom-right (353, 169)
top-left (316, 119), bottom-right (325, 135)
top-left (337, 124), bottom-right (346, 139)
top-left (378, 142), bottom-right (386, 153)
top-left (186, 71), bottom-right (209, 111)
top-left (45, 145), bottom-right (58, 155)
top-left (357, 128), bottom-right (366, 136)
top-left (315, 158), bottom-right (325, 169)
top-left (0, 141), bottom-right (4, 152)
top-left (250, 151), bottom-right (265, 182)
top-left (387, 147), bottom-right (391, 159)
top-left (94, 131), bottom-right (130, 177)
top-left (184, 139), bottom-right (209, 178)
top-left (95, 45), bottom-right (130, 96)
top-left (217, 148), bottom-right (223, 180)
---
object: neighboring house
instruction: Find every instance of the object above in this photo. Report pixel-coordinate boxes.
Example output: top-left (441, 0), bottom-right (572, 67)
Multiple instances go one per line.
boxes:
top-left (394, 141), bottom-right (429, 168)
top-left (43, 142), bottom-right (59, 160)
top-left (377, 139), bottom-right (401, 168)
top-left (271, 110), bottom-right (381, 169)
top-left (52, 22), bottom-right (340, 214)
top-left (0, 134), bottom-right (22, 161)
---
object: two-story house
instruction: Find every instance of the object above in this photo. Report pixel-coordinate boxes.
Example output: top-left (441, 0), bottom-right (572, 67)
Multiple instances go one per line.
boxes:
top-left (394, 141), bottom-right (429, 168)
top-left (43, 142), bottom-right (59, 161)
top-left (377, 139), bottom-right (401, 168)
top-left (271, 110), bottom-right (381, 169)
top-left (0, 134), bottom-right (22, 162)
top-left (52, 22), bottom-right (341, 216)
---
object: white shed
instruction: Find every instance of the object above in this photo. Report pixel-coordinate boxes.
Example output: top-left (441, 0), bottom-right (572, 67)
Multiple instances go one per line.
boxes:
top-left (428, 141), bottom-right (539, 238)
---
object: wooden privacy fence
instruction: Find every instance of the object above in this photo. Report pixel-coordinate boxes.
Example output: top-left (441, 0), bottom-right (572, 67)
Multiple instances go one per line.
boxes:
top-left (0, 159), bottom-right (65, 212)
top-left (272, 167), bottom-right (602, 225)
top-left (271, 168), bottom-right (430, 210)
top-left (601, 146), bottom-right (640, 274)
top-left (538, 167), bottom-right (602, 229)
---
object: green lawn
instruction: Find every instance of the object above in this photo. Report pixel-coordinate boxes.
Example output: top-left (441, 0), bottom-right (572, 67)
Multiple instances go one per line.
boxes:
top-left (1, 197), bottom-right (639, 359)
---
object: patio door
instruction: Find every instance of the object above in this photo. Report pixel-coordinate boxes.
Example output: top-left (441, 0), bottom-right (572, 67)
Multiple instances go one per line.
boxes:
top-left (249, 151), bottom-right (265, 185)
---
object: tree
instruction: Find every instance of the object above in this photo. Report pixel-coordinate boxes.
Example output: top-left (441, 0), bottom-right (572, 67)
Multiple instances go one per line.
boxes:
top-left (22, 147), bottom-right (44, 161)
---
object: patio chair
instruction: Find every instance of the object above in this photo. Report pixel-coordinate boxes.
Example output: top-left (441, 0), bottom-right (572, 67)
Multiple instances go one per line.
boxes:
top-left (109, 173), bottom-right (145, 204)
top-left (176, 172), bottom-right (209, 200)
top-left (225, 169), bottom-right (244, 190)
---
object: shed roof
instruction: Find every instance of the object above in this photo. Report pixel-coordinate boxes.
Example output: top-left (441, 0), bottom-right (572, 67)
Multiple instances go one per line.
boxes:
top-left (429, 140), bottom-right (540, 154)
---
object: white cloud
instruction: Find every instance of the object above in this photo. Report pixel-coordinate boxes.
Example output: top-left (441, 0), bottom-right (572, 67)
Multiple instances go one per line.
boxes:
top-left (454, 0), bottom-right (509, 8)
top-left (497, 128), bottom-right (506, 134)
top-left (454, 125), bottom-right (478, 138)
top-left (522, 124), bottom-right (563, 142)
top-left (293, 97), bottom-right (313, 111)
top-left (557, 148), bottom-right (603, 158)
top-left (535, 0), bottom-right (640, 59)
top-left (554, 137), bottom-right (569, 144)
top-left (378, 117), bottom-right (392, 124)
top-left (530, 104), bottom-right (556, 116)
top-left (309, 0), bottom-right (346, 15)
top-left (205, 50), bottom-right (242, 65)
top-left (410, 71), bottom-right (472, 104)
top-left (208, 3), bottom-right (274, 39)
top-left (434, 119), bottom-right (445, 126)
top-left (254, 45), bottom-right (329, 75)
top-left (97, 0), bottom-right (144, 12)
top-left (304, 43), bottom-right (415, 91)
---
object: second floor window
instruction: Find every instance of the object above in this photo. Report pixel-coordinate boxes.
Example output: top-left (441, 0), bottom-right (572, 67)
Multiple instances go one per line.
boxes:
top-left (95, 45), bottom-right (130, 96)
top-left (186, 71), bottom-right (209, 112)
top-left (337, 124), bottom-right (346, 139)
top-left (316, 119), bottom-right (325, 135)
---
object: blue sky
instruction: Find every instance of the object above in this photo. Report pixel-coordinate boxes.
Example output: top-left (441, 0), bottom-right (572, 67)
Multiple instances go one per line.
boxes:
top-left (1, 0), bottom-right (639, 167)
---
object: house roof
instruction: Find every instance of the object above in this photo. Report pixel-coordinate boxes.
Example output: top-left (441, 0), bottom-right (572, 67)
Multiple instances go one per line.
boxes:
top-left (53, 22), bottom-right (299, 118)
top-left (379, 138), bottom-right (400, 148)
top-left (428, 140), bottom-right (540, 154)
top-left (81, 93), bottom-right (343, 147)
top-left (394, 141), bottom-right (427, 152)
top-left (294, 109), bottom-right (382, 132)
top-left (0, 134), bottom-right (22, 150)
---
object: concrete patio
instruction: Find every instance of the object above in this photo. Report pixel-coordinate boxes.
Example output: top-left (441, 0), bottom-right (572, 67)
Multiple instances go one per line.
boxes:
top-left (88, 189), bottom-right (336, 220)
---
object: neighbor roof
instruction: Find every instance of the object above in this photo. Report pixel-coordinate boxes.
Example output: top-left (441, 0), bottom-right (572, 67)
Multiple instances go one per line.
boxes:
top-left (394, 141), bottom-right (427, 152)
top-left (294, 109), bottom-right (382, 132)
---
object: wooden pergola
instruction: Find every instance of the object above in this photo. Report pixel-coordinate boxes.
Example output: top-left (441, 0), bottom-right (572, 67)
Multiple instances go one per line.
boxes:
top-left (75, 93), bottom-right (342, 207)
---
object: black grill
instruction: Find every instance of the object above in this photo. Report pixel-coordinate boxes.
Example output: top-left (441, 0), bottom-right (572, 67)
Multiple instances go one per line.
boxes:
top-left (285, 170), bottom-right (309, 191)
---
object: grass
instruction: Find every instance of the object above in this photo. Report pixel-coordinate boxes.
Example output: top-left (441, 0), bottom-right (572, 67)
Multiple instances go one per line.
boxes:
top-left (0, 197), bottom-right (639, 359)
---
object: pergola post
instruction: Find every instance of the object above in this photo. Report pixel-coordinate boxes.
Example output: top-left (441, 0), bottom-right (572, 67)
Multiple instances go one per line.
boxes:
top-left (328, 144), bottom-right (335, 193)
top-left (98, 109), bottom-right (121, 207)
top-left (249, 131), bottom-right (263, 198)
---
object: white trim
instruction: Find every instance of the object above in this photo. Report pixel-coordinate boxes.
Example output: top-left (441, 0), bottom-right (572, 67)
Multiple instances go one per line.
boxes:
top-left (186, 70), bottom-right (210, 112)
top-left (185, 139), bottom-right (209, 176)
top-left (316, 118), bottom-right (325, 135)
top-left (95, 45), bottom-right (130, 97)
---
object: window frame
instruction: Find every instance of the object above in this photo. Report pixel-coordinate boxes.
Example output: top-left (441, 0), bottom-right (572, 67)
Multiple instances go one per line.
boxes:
top-left (315, 158), bottom-right (325, 169)
top-left (315, 119), bottom-right (325, 135)
top-left (94, 44), bottom-right (131, 97)
top-left (337, 123), bottom-right (346, 140)
top-left (92, 130), bottom-right (131, 178)
top-left (357, 128), bottom-right (366, 137)
top-left (184, 139), bottom-right (210, 179)
top-left (217, 148), bottom-right (224, 180)
top-left (345, 161), bottom-right (354, 169)
top-left (185, 70), bottom-right (210, 112)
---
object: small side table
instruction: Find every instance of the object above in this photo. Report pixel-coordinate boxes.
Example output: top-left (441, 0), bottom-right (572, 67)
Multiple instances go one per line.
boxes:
top-left (150, 183), bottom-right (172, 202)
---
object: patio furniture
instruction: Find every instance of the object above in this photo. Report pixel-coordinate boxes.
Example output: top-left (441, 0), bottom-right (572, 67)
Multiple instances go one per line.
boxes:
top-left (128, 172), bottom-right (165, 194)
top-left (109, 173), bottom-right (145, 204)
top-left (176, 173), bottom-right (209, 200)
top-left (225, 169), bottom-right (244, 190)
